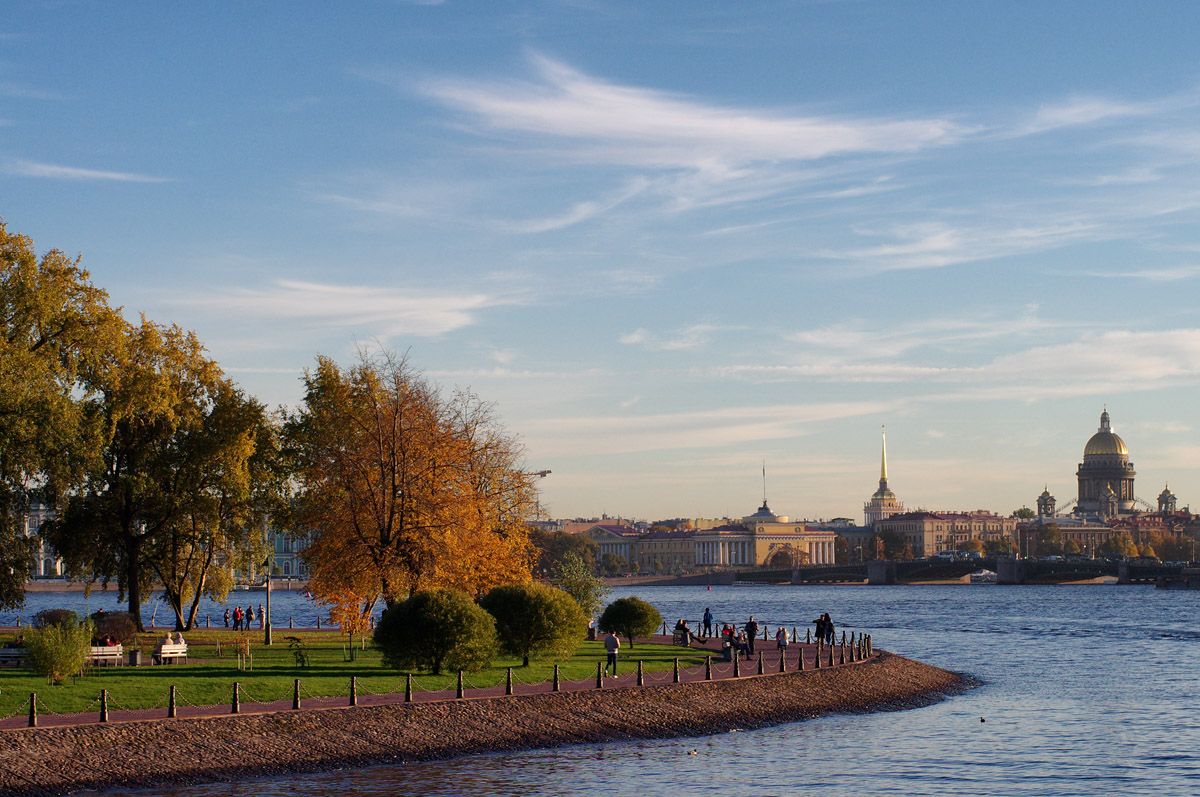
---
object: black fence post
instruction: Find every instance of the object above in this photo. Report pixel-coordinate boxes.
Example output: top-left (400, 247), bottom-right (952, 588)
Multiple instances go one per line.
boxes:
top-left (293, 679), bottom-right (301, 710)
top-left (349, 676), bottom-right (358, 706)
top-left (28, 693), bottom-right (36, 728)
top-left (779, 653), bottom-right (786, 673)
top-left (232, 682), bottom-right (240, 714)
top-left (637, 659), bottom-right (644, 686)
top-left (505, 667), bottom-right (513, 696)
top-left (757, 651), bottom-right (764, 675)
top-left (799, 648), bottom-right (805, 671)
top-left (704, 656), bottom-right (712, 681)
top-left (100, 689), bottom-right (109, 723)
top-left (733, 653), bottom-right (741, 678)
top-left (169, 685), bottom-right (177, 718)
top-left (596, 661), bottom-right (603, 689)
top-left (456, 671), bottom-right (464, 699)
top-left (404, 673), bottom-right (412, 703)
top-left (673, 657), bottom-right (680, 683)
top-left (552, 664), bottom-right (560, 692)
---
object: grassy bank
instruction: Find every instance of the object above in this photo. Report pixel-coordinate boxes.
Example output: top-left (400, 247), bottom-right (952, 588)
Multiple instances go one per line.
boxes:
top-left (0, 629), bottom-right (707, 717)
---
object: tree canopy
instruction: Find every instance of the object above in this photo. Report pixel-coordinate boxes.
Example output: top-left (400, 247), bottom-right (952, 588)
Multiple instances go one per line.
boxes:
top-left (598, 596), bottom-right (662, 648)
top-left (480, 582), bottom-right (586, 666)
top-left (373, 589), bottom-right (497, 674)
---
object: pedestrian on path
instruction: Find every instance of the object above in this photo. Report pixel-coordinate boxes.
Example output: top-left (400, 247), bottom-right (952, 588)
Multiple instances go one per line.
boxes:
top-left (604, 630), bottom-right (620, 675)
top-left (813, 613), bottom-right (826, 643)
top-left (258, 603), bottom-right (266, 628)
top-left (744, 616), bottom-right (759, 654)
top-left (776, 626), bottom-right (788, 650)
top-left (702, 607), bottom-right (714, 638)
top-left (824, 613), bottom-right (836, 645)
top-left (223, 608), bottom-right (230, 628)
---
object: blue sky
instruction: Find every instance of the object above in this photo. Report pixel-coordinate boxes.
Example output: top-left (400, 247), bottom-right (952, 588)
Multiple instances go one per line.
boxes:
top-left (4, 1), bottom-right (1200, 521)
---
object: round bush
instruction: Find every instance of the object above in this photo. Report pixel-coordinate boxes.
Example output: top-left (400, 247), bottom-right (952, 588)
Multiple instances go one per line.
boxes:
top-left (480, 582), bottom-right (587, 666)
top-left (373, 589), bottom-right (496, 675)
top-left (598, 596), bottom-right (663, 648)
top-left (90, 610), bottom-right (138, 644)
top-left (27, 619), bottom-right (93, 684)
top-left (33, 609), bottom-right (78, 629)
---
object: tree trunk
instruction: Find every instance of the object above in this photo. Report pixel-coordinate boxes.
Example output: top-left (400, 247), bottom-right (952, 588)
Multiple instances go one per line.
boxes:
top-left (522, 654), bottom-right (529, 667)
top-left (126, 535), bottom-right (144, 631)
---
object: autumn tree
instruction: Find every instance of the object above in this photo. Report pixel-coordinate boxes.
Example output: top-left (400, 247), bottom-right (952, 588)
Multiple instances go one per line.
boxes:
top-left (480, 583), bottom-right (586, 666)
top-left (0, 222), bottom-right (125, 610)
top-left (285, 350), bottom-right (536, 612)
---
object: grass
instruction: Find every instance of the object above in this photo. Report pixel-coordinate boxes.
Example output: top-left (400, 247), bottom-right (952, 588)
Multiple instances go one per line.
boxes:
top-left (0, 629), bottom-right (709, 718)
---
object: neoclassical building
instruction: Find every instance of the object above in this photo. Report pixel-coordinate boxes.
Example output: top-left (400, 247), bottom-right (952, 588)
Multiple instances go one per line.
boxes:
top-left (1075, 408), bottom-right (1136, 517)
top-left (864, 428), bottom-right (904, 527)
top-left (693, 501), bottom-right (837, 568)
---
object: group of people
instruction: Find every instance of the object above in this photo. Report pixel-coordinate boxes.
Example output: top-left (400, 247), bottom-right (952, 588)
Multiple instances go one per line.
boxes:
top-left (159, 631), bottom-right (186, 646)
top-left (223, 604), bottom-right (266, 631)
top-left (695, 608), bottom-right (838, 661)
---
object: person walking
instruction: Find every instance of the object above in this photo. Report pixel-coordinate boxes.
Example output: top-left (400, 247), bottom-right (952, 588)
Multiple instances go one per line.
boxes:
top-left (813, 613), bottom-right (826, 644)
top-left (776, 626), bottom-right (788, 651)
top-left (233, 606), bottom-right (242, 631)
top-left (246, 605), bottom-right (255, 629)
top-left (604, 630), bottom-right (620, 675)
top-left (702, 607), bottom-right (714, 638)
top-left (744, 616), bottom-right (759, 655)
top-left (824, 613), bottom-right (836, 645)
top-left (223, 608), bottom-right (230, 628)
top-left (258, 603), bottom-right (266, 629)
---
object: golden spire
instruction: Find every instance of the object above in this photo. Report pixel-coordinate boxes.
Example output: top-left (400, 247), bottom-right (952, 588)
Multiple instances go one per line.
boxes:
top-left (880, 425), bottom-right (888, 484)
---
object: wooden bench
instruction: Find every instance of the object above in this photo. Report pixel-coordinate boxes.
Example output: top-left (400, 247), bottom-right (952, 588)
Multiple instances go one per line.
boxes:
top-left (0, 648), bottom-right (28, 667)
top-left (672, 629), bottom-right (691, 646)
top-left (154, 643), bottom-right (188, 664)
top-left (88, 645), bottom-right (123, 666)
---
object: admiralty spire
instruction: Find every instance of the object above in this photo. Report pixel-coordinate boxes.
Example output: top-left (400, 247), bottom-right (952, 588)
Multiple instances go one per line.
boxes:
top-left (864, 426), bottom-right (905, 527)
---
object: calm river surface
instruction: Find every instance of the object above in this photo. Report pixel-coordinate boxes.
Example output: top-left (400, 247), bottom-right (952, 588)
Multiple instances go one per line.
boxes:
top-left (52, 583), bottom-right (1200, 796)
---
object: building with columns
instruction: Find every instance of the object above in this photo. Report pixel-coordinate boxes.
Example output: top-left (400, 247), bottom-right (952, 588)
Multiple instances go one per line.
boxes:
top-left (1075, 408), bottom-right (1137, 518)
top-left (692, 500), bottom-right (838, 568)
top-left (864, 428), bottom-right (905, 527)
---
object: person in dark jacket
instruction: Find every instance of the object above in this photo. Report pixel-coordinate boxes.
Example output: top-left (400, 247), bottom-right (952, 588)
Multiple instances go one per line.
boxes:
top-left (702, 607), bottom-right (714, 638)
top-left (813, 614), bottom-right (826, 643)
top-left (744, 616), bottom-right (759, 654)
top-left (823, 613), bottom-right (836, 644)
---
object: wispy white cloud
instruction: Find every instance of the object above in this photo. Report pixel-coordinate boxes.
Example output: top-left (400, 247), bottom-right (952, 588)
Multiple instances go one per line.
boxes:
top-left (421, 55), bottom-right (966, 172)
top-left (1016, 96), bottom-right (1159, 136)
top-left (5, 159), bottom-right (167, 183)
top-left (620, 323), bottom-right (732, 351)
top-left (1066, 265), bottom-right (1200, 282)
top-left (188, 279), bottom-right (515, 337)
top-left (500, 177), bottom-right (650, 233)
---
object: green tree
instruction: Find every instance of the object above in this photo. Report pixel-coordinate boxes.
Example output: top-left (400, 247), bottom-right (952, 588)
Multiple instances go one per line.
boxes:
top-left (373, 589), bottom-right (497, 674)
top-left (956, 538), bottom-right (985, 554)
top-left (480, 583), bottom-right (586, 666)
top-left (985, 536), bottom-right (1017, 557)
top-left (599, 553), bottom-right (626, 576)
top-left (1012, 506), bottom-right (1036, 520)
top-left (1036, 524), bottom-right (1063, 556)
top-left (598, 596), bottom-right (662, 648)
top-left (1099, 530), bottom-right (1138, 558)
top-left (529, 528), bottom-right (597, 575)
top-left (1063, 539), bottom-right (1082, 555)
top-left (553, 552), bottom-right (608, 619)
top-left (872, 529), bottom-right (907, 560)
top-left (0, 222), bottom-right (124, 610)
top-left (46, 320), bottom-right (253, 630)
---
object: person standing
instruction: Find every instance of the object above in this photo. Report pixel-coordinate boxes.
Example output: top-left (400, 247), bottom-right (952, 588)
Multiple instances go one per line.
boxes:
top-left (813, 614), bottom-right (826, 644)
top-left (223, 608), bottom-right (230, 628)
top-left (744, 616), bottom-right (759, 655)
top-left (233, 606), bottom-right (242, 631)
top-left (824, 613), bottom-right (836, 645)
top-left (702, 607), bottom-right (714, 638)
top-left (246, 605), bottom-right (255, 629)
top-left (604, 630), bottom-right (620, 675)
top-left (258, 603), bottom-right (266, 629)
top-left (776, 626), bottom-right (788, 651)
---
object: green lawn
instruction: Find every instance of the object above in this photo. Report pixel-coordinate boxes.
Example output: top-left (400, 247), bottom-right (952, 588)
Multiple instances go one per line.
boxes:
top-left (0, 629), bottom-right (709, 718)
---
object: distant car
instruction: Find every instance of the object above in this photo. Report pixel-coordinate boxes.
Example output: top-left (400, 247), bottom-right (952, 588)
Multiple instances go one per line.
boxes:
top-left (1040, 555), bottom-right (1064, 562)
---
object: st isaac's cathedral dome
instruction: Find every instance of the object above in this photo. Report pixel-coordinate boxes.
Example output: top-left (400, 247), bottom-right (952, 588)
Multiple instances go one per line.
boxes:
top-left (1083, 409), bottom-right (1128, 458)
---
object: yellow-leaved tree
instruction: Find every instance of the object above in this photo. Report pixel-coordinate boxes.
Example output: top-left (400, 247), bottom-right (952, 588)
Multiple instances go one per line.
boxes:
top-left (285, 350), bottom-right (535, 612)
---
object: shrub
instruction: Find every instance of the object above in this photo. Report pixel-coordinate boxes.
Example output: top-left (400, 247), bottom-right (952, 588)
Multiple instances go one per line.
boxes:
top-left (89, 611), bottom-right (137, 644)
top-left (374, 589), bottom-right (496, 675)
top-left (480, 583), bottom-right (587, 666)
top-left (598, 596), bottom-right (662, 648)
top-left (27, 619), bottom-right (93, 684)
top-left (33, 608), bottom-right (78, 629)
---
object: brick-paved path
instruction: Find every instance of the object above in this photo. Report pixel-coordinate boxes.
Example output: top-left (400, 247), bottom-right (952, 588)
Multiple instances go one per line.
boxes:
top-left (0, 633), bottom-right (871, 731)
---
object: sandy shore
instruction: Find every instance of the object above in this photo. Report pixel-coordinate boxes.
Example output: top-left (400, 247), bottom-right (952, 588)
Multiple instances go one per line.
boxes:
top-left (0, 652), bottom-right (971, 796)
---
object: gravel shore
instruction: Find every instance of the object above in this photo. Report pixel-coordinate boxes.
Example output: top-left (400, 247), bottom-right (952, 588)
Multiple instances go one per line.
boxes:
top-left (0, 652), bottom-right (971, 797)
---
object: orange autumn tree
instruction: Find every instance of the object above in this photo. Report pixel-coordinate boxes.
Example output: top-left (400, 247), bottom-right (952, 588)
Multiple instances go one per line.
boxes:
top-left (286, 350), bottom-right (536, 612)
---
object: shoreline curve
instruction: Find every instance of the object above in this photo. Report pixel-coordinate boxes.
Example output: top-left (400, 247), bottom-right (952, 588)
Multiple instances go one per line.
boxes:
top-left (0, 652), bottom-right (973, 797)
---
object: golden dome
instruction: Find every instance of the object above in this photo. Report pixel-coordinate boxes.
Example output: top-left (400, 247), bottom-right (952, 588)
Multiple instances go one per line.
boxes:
top-left (1084, 408), bottom-right (1128, 458)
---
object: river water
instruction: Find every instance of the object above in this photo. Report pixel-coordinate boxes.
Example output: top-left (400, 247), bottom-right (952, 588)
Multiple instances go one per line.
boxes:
top-left (41, 584), bottom-right (1200, 796)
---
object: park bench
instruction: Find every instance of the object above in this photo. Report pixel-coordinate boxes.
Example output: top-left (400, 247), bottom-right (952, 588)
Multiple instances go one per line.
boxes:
top-left (0, 648), bottom-right (29, 667)
top-left (88, 645), bottom-right (123, 667)
top-left (154, 642), bottom-right (188, 664)
top-left (672, 629), bottom-right (691, 646)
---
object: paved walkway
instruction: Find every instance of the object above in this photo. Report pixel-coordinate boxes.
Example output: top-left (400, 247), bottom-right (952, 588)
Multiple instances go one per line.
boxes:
top-left (0, 633), bottom-right (871, 731)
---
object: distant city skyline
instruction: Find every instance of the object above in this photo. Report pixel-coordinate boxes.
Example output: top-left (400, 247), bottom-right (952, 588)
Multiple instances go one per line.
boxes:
top-left (2, 2), bottom-right (1197, 519)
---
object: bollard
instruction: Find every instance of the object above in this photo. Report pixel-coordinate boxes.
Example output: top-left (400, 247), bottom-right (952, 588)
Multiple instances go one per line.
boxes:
top-left (28, 692), bottom-right (36, 727)
top-left (206, 615), bottom-right (211, 629)
top-left (806, 628), bottom-right (811, 644)
top-left (505, 667), bottom-right (513, 696)
top-left (456, 671), bottom-right (464, 699)
top-left (705, 656), bottom-right (712, 681)
top-left (763, 627), bottom-right (768, 641)
top-left (638, 660), bottom-right (645, 686)
top-left (293, 679), bottom-right (301, 710)
top-left (757, 651), bottom-right (764, 675)
top-left (596, 661), bottom-right (604, 689)
top-left (661, 622), bottom-right (668, 636)
top-left (841, 630), bottom-right (846, 645)
top-left (553, 664), bottom-right (560, 692)
top-left (289, 617), bottom-right (294, 630)
top-left (232, 682), bottom-right (240, 714)
top-left (791, 626), bottom-right (797, 643)
top-left (779, 653), bottom-right (786, 673)
top-left (733, 653), bottom-right (741, 678)
top-left (169, 685), bottom-right (177, 718)
top-left (814, 647), bottom-right (821, 669)
top-left (99, 689), bottom-right (109, 723)
top-left (839, 643), bottom-right (846, 665)
top-left (798, 648), bottom-right (805, 671)
top-left (405, 673), bottom-right (413, 703)
top-left (349, 676), bottom-right (357, 706)
top-left (867, 634), bottom-right (872, 656)
top-left (673, 657), bottom-right (680, 684)
top-left (828, 645), bottom-right (835, 667)
top-left (316, 617), bottom-right (321, 630)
